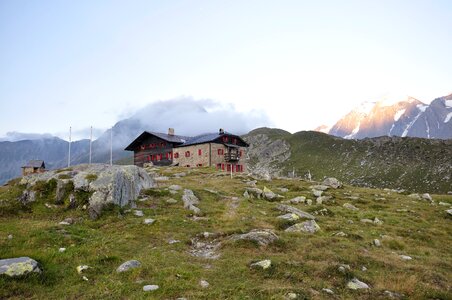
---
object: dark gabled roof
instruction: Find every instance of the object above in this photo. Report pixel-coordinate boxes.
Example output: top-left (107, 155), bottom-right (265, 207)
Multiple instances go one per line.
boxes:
top-left (124, 131), bottom-right (191, 151)
top-left (178, 132), bottom-right (249, 147)
top-left (22, 160), bottom-right (45, 168)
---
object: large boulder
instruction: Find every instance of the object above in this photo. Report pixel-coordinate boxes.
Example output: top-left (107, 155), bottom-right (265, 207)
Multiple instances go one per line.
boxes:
top-left (229, 229), bottom-right (279, 246)
top-left (322, 177), bottom-right (342, 189)
top-left (276, 204), bottom-right (316, 220)
top-left (285, 220), bottom-right (320, 233)
top-left (20, 164), bottom-right (155, 219)
top-left (0, 257), bottom-right (42, 277)
top-left (182, 189), bottom-right (201, 215)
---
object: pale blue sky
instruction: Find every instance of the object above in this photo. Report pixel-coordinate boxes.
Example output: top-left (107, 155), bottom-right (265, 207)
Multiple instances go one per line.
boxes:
top-left (1, 0), bottom-right (451, 140)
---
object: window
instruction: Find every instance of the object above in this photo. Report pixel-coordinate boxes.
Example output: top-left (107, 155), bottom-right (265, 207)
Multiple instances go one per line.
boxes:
top-left (185, 151), bottom-right (190, 157)
top-left (216, 163), bottom-right (221, 169)
top-left (186, 165), bottom-right (190, 167)
top-left (217, 149), bottom-right (224, 155)
top-left (174, 152), bottom-right (179, 158)
top-left (160, 142), bottom-right (166, 148)
top-left (197, 163), bottom-right (203, 167)
top-left (140, 145), bottom-right (145, 150)
top-left (222, 136), bottom-right (228, 143)
top-left (198, 149), bottom-right (202, 155)
top-left (221, 164), bottom-right (225, 170)
top-left (239, 150), bottom-right (243, 157)
top-left (233, 138), bottom-right (237, 144)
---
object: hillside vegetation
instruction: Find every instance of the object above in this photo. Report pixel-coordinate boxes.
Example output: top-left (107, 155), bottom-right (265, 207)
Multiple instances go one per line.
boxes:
top-left (1, 166), bottom-right (451, 299)
top-left (244, 128), bottom-right (452, 193)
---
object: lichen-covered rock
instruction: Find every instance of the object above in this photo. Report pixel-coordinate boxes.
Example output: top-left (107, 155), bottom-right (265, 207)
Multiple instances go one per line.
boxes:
top-left (230, 229), bottom-right (279, 246)
top-left (347, 278), bottom-right (370, 289)
top-left (322, 177), bottom-right (342, 189)
top-left (343, 203), bottom-right (359, 211)
top-left (116, 260), bottom-right (141, 273)
top-left (277, 213), bottom-right (300, 222)
top-left (285, 220), bottom-right (320, 233)
top-left (182, 189), bottom-right (201, 215)
top-left (0, 257), bottom-right (41, 277)
top-left (18, 190), bottom-right (36, 204)
top-left (245, 187), bottom-right (263, 199)
top-left (276, 204), bottom-right (316, 220)
top-left (250, 259), bottom-right (271, 269)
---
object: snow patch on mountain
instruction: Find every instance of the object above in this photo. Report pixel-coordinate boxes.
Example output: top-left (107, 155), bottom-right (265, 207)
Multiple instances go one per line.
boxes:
top-left (445, 100), bottom-right (452, 108)
top-left (402, 109), bottom-right (424, 137)
top-left (344, 122), bottom-right (361, 139)
top-left (417, 104), bottom-right (428, 112)
top-left (445, 112), bottom-right (452, 123)
top-left (394, 109), bottom-right (406, 121)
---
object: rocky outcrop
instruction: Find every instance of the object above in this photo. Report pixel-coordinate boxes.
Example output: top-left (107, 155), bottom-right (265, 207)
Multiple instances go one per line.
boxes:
top-left (19, 164), bottom-right (154, 219)
top-left (229, 229), bottom-right (279, 246)
top-left (182, 189), bottom-right (201, 215)
top-left (276, 204), bottom-right (316, 220)
top-left (0, 257), bottom-right (42, 277)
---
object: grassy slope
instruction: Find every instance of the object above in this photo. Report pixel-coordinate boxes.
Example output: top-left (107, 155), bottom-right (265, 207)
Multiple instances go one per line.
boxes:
top-left (1, 166), bottom-right (451, 299)
top-left (245, 128), bottom-right (452, 193)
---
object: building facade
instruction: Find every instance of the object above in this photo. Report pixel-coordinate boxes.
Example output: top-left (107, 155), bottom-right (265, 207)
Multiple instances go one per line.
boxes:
top-left (125, 129), bottom-right (249, 172)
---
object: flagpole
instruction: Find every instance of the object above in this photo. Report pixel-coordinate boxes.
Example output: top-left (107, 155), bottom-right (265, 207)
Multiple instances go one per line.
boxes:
top-left (89, 126), bottom-right (92, 164)
top-left (110, 127), bottom-right (113, 166)
top-left (68, 126), bottom-right (71, 167)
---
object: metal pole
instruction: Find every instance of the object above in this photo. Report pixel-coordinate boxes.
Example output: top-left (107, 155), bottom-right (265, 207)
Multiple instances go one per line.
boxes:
top-left (110, 127), bottom-right (113, 166)
top-left (89, 126), bottom-right (92, 164)
top-left (68, 126), bottom-right (71, 167)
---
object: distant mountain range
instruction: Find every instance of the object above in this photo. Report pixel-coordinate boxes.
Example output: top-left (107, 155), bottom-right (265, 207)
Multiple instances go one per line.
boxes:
top-left (317, 93), bottom-right (452, 139)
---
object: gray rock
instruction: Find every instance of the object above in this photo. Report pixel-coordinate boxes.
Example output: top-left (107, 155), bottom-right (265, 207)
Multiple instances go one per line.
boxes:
top-left (166, 198), bottom-right (178, 204)
top-left (245, 187), bottom-right (263, 199)
top-left (276, 204), bottom-right (316, 220)
top-left (116, 260), bottom-right (141, 273)
top-left (182, 189), bottom-right (201, 215)
top-left (438, 202), bottom-right (450, 206)
top-left (133, 210), bottom-right (144, 217)
top-left (143, 218), bottom-right (155, 225)
top-left (250, 259), bottom-right (271, 269)
top-left (286, 196), bottom-right (306, 204)
top-left (322, 288), bottom-right (334, 295)
top-left (58, 247), bottom-right (66, 253)
top-left (285, 292), bottom-right (298, 299)
top-left (168, 185), bottom-right (182, 191)
top-left (347, 278), bottom-right (370, 289)
top-left (338, 264), bottom-right (350, 273)
top-left (277, 213), bottom-right (300, 222)
top-left (360, 218), bottom-right (373, 224)
top-left (408, 193), bottom-right (421, 200)
top-left (373, 217), bottom-right (383, 225)
top-left (230, 229), bottom-right (279, 246)
top-left (447, 209), bottom-right (452, 216)
top-left (316, 196), bottom-right (333, 204)
top-left (333, 231), bottom-right (347, 237)
top-left (278, 188), bottom-right (289, 193)
top-left (373, 239), bottom-right (381, 247)
top-left (421, 193), bottom-right (432, 201)
top-left (343, 203), bottom-right (359, 211)
top-left (306, 199), bottom-right (313, 205)
top-left (245, 180), bottom-right (257, 187)
top-left (312, 189), bottom-right (323, 197)
top-left (143, 285), bottom-right (159, 292)
top-left (400, 255), bottom-right (412, 260)
top-left (322, 177), bottom-right (342, 188)
top-left (361, 266), bottom-right (367, 271)
top-left (0, 257), bottom-right (41, 277)
top-left (199, 280), bottom-right (210, 288)
top-left (18, 190), bottom-right (36, 204)
top-left (310, 185), bottom-right (329, 191)
top-left (285, 220), bottom-right (320, 233)
top-left (383, 290), bottom-right (404, 299)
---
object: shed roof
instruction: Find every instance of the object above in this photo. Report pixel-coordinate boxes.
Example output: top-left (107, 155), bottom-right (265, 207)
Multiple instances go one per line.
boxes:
top-left (22, 160), bottom-right (45, 168)
top-left (178, 132), bottom-right (249, 147)
top-left (124, 131), bottom-right (190, 151)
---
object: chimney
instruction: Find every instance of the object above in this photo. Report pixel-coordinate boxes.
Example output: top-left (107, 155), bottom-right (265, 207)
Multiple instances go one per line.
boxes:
top-left (219, 128), bottom-right (224, 135)
top-left (168, 128), bottom-right (175, 136)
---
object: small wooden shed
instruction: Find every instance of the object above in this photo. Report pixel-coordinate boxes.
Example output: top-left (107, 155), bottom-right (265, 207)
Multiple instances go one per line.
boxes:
top-left (21, 160), bottom-right (46, 176)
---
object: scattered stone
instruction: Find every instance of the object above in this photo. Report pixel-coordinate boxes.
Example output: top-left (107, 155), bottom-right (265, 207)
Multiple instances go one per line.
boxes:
top-left (278, 187), bottom-right (289, 193)
top-left (133, 210), bottom-right (144, 217)
top-left (44, 203), bottom-right (53, 209)
top-left (333, 231), bottom-right (347, 237)
top-left (338, 264), bottom-right (350, 273)
top-left (400, 255), bottom-right (412, 260)
top-left (285, 292), bottom-right (299, 299)
top-left (168, 185), bottom-right (182, 191)
top-left (347, 220), bottom-right (354, 224)
top-left (396, 208), bottom-right (408, 212)
top-left (446, 209), bottom-right (452, 216)
top-left (346, 196), bottom-right (360, 200)
top-left (311, 185), bottom-right (329, 191)
top-left (59, 218), bottom-right (74, 226)
top-left (312, 189), bottom-right (323, 197)
top-left (199, 280), bottom-right (210, 288)
top-left (313, 208), bottom-right (332, 216)
top-left (408, 193), bottom-right (421, 200)
top-left (343, 203), bottom-right (359, 211)
top-left (7, 234), bottom-right (13, 240)
top-left (373, 217), bottom-right (383, 225)
top-left (245, 187), bottom-right (263, 199)
top-left (18, 190), bottom-right (36, 204)
top-left (306, 199), bottom-right (313, 205)
top-left (117, 260), bottom-right (141, 273)
top-left (0, 257), bottom-right (42, 277)
top-left (82, 275), bottom-right (89, 281)
top-left (277, 213), bottom-right (300, 222)
top-left (250, 259), bottom-right (271, 270)
top-left (263, 186), bottom-right (278, 200)
top-left (361, 266), bottom-right (367, 271)
top-left (276, 204), bottom-right (316, 220)
top-left (421, 193), bottom-right (432, 201)
top-left (322, 288), bottom-right (334, 295)
top-left (189, 238), bottom-right (221, 259)
top-left (373, 239), bottom-right (381, 247)
top-left (143, 285), bottom-right (159, 292)
top-left (287, 196), bottom-right (306, 204)
top-left (168, 239), bottom-right (180, 244)
top-left (438, 202), bottom-right (450, 206)
top-left (245, 180), bottom-right (257, 187)
top-left (285, 220), bottom-right (320, 233)
top-left (316, 196), bottom-right (333, 204)
top-left (204, 188), bottom-right (219, 195)
top-left (144, 218), bottom-right (155, 225)
top-left (59, 247), bottom-right (66, 253)
top-left (182, 189), bottom-right (201, 215)
top-left (347, 278), bottom-right (370, 290)
top-left (383, 290), bottom-right (404, 299)
top-left (76, 265), bottom-right (89, 274)
top-left (360, 218), bottom-right (373, 224)
top-left (230, 229), bottom-right (279, 246)
top-left (166, 198), bottom-right (178, 204)
top-left (322, 177), bottom-right (342, 189)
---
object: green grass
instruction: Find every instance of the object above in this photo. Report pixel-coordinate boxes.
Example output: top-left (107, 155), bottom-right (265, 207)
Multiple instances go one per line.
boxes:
top-left (0, 166), bottom-right (451, 299)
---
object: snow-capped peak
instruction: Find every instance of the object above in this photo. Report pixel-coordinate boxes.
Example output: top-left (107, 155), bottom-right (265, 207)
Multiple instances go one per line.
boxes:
top-left (377, 94), bottom-right (417, 107)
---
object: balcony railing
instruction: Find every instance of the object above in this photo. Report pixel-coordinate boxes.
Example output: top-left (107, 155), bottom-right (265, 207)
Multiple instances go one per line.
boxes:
top-left (224, 152), bottom-right (240, 162)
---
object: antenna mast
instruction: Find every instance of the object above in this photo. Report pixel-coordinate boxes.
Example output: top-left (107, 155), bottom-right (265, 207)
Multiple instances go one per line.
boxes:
top-left (68, 126), bottom-right (71, 167)
top-left (89, 126), bottom-right (92, 164)
top-left (110, 127), bottom-right (113, 166)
